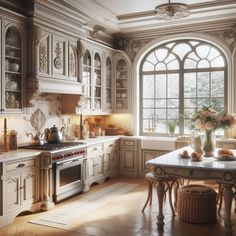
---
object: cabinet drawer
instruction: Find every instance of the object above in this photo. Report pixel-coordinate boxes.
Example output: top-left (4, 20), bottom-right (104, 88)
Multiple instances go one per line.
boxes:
top-left (104, 140), bottom-right (119, 151)
top-left (6, 158), bottom-right (37, 172)
top-left (120, 139), bottom-right (137, 149)
top-left (87, 144), bottom-right (103, 155)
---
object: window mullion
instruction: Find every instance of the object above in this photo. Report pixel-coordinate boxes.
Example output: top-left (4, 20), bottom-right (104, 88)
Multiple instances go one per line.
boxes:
top-left (179, 62), bottom-right (184, 135)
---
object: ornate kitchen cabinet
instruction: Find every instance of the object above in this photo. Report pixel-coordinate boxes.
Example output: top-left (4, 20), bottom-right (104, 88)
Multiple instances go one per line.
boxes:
top-left (28, 26), bottom-right (82, 97)
top-left (139, 149), bottom-right (168, 176)
top-left (0, 156), bottom-right (40, 228)
top-left (113, 52), bottom-right (132, 113)
top-left (103, 140), bottom-right (119, 177)
top-left (1, 18), bottom-right (26, 114)
top-left (84, 143), bottom-right (104, 191)
top-left (119, 138), bottom-right (139, 177)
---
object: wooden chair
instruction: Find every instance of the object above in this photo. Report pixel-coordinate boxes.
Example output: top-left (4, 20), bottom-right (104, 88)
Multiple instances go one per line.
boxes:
top-left (142, 172), bottom-right (180, 216)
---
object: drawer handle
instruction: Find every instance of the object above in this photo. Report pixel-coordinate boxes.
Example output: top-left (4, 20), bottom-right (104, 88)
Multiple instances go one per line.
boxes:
top-left (109, 144), bottom-right (114, 147)
top-left (93, 148), bottom-right (98, 151)
top-left (17, 163), bottom-right (25, 168)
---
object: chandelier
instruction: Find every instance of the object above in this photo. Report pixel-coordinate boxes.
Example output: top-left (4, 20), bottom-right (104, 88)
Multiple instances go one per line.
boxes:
top-left (154, 0), bottom-right (190, 20)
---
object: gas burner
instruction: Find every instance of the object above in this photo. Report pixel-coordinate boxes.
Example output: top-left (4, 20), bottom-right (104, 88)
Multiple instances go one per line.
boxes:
top-left (19, 142), bottom-right (85, 151)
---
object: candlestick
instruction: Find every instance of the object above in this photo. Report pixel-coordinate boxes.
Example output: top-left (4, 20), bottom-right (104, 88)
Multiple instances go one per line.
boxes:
top-left (4, 118), bottom-right (7, 135)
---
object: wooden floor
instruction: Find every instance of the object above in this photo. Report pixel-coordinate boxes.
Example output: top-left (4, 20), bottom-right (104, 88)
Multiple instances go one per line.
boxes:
top-left (0, 177), bottom-right (235, 236)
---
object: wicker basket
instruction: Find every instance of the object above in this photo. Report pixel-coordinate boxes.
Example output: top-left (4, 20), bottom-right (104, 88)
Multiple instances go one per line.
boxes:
top-left (177, 184), bottom-right (217, 224)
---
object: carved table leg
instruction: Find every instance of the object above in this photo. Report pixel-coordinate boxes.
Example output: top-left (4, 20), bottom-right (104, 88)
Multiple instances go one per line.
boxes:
top-left (223, 184), bottom-right (234, 235)
top-left (156, 179), bottom-right (165, 230)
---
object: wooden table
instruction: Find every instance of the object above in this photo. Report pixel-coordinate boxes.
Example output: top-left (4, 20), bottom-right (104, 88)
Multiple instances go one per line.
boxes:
top-left (147, 146), bottom-right (236, 235)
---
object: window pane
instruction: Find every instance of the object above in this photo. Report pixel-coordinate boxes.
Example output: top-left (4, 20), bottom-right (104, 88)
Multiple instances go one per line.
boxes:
top-left (211, 56), bottom-right (225, 67)
top-left (197, 98), bottom-right (210, 107)
top-left (187, 52), bottom-right (200, 61)
top-left (184, 73), bottom-right (196, 97)
top-left (155, 62), bottom-right (167, 71)
top-left (143, 99), bottom-right (155, 108)
top-left (155, 75), bottom-right (166, 98)
top-left (156, 109), bottom-right (166, 119)
top-left (172, 43), bottom-right (191, 60)
top-left (211, 71), bottom-right (224, 97)
top-left (143, 75), bottom-right (154, 98)
top-left (146, 52), bottom-right (158, 64)
top-left (143, 109), bottom-right (155, 119)
top-left (167, 59), bottom-right (179, 69)
top-left (167, 99), bottom-right (179, 108)
top-left (196, 45), bottom-right (210, 59)
top-left (197, 72), bottom-right (209, 97)
top-left (142, 119), bottom-right (149, 132)
top-left (143, 61), bottom-right (154, 71)
top-left (184, 59), bottom-right (197, 69)
top-left (154, 49), bottom-right (168, 61)
top-left (164, 53), bottom-right (176, 63)
top-left (184, 109), bottom-right (195, 119)
top-left (198, 59), bottom-right (210, 68)
top-left (184, 98), bottom-right (196, 108)
top-left (211, 98), bottom-right (224, 110)
top-left (167, 109), bottom-right (179, 119)
top-left (168, 74), bottom-right (179, 98)
top-left (157, 120), bottom-right (166, 133)
top-left (208, 47), bottom-right (220, 60)
top-left (155, 99), bottom-right (166, 108)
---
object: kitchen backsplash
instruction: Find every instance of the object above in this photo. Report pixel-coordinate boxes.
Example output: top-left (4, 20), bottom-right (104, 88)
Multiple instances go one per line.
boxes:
top-left (0, 94), bottom-right (133, 148)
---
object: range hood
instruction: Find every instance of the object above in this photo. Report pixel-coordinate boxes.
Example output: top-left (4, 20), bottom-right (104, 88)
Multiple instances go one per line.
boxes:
top-left (28, 76), bottom-right (84, 95)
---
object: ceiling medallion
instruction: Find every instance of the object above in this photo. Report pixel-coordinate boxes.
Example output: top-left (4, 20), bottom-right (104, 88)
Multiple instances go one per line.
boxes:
top-left (154, 0), bottom-right (190, 20)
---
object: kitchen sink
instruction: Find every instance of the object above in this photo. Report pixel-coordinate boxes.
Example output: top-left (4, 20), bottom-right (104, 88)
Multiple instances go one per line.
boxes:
top-left (141, 136), bottom-right (176, 150)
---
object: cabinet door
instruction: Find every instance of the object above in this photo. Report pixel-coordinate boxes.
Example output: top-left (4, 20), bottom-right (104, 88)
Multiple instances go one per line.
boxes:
top-left (21, 169), bottom-right (38, 206)
top-left (103, 152), bottom-right (111, 176)
top-left (104, 56), bottom-right (112, 112)
top-left (120, 149), bottom-right (137, 172)
top-left (86, 154), bottom-right (103, 180)
top-left (3, 23), bottom-right (25, 113)
top-left (113, 54), bottom-right (131, 113)
top-left (110, 150), bottom-right (119, 172)
top-left (4, 174), bottom-right (21, 212)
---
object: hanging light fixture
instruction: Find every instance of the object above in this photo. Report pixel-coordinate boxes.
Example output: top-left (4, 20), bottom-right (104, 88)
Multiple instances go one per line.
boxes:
top-left (154, 0), bottom-right (190, 20)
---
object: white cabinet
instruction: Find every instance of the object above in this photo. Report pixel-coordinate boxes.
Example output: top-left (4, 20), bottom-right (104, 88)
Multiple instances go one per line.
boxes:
top-left (113, 53), bottom-right (132, 113)
top-left (0, 156), bottom-right (40, 228)
top-left (103, 140), bottom-right (119, 176)
top-left (85, 144), bottom-right (104, 188)
top-left (119, 139), bottom-right (138, 177)
top-left (140, 150), bottom-right (168, 176)
top-left (1, 19), bottom-right (26, 114)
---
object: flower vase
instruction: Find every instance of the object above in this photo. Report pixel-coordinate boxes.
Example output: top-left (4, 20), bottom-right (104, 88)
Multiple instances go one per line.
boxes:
top-left (203, 131), bottom-right (215, 157)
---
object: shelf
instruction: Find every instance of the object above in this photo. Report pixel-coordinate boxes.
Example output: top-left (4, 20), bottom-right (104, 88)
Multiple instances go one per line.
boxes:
top-left (5, 45), bottom-right (21, 50)
top-left (5, 71), bottom-right (21, 74)
top-left (116, 98), bottom-right (128, 101)
top-left (5, 56), bottom-right (21, 60)
top-left (116, 88), bottom-right (127, 90)
top-left (5, 90), bottom-right (21, 93)
top-left (116, 78), bottom-right (127, 80)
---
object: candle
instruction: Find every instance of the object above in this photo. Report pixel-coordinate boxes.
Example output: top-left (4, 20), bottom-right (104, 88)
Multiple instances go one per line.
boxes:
top-left (4, 118), bottom-right (7, 134)
top-left (80, 113), bottom-right (83, 127)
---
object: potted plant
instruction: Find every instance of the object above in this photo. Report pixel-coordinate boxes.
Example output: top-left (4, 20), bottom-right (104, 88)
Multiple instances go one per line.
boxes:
top-left (166, 120), bottom-right (178, 136)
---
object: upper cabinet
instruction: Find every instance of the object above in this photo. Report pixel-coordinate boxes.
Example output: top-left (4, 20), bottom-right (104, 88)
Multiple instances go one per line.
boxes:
top-left (104, 55), bottom-right (112, 112)
top-left (1, 19), bottom-right (26, 114)
top-left (28, 26), bottom-right (82, 97)
top-left (113, 53), bottom-right (132, 113)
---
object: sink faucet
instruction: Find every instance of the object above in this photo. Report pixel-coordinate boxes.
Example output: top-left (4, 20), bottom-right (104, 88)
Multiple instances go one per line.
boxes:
top-left (148, 112), bottom-right (158, 136)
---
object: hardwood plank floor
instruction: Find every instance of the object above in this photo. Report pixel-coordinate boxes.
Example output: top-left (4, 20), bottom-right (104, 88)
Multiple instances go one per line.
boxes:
top-left (0, 177), bottom-right (235, 236)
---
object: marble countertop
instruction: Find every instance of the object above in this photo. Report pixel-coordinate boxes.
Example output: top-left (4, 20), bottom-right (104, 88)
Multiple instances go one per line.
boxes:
top-left (0, 149), bottom-right (41, 162)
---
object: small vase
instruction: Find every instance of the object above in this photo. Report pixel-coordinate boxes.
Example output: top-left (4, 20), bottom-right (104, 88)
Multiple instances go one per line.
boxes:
top-left (203, 130), bottom-right (215, 157)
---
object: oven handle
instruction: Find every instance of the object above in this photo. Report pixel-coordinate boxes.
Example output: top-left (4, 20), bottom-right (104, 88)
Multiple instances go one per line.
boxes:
top-left (56, 156), bottom-right (87, 166)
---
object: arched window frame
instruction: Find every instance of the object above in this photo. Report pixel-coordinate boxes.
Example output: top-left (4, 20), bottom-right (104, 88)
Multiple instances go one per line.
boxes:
top-left (139, 39), bottom-right (227, 136)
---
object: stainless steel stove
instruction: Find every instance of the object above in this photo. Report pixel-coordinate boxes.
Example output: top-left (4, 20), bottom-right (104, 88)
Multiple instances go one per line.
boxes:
top-left (20, 142), bottom-right (87, 202)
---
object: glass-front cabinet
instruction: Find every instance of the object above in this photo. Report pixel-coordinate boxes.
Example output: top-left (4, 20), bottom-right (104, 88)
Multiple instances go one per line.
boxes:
top-left (82, 50), bottom-right (92, 111)
top-left (114, 58), bottom-right (129, 112)
top-left (105, 56), bottom-right (112, 112)
top-left (94, 52), bottom-right (102, 110)
top-left (1, 24), bottom-right (25, 113)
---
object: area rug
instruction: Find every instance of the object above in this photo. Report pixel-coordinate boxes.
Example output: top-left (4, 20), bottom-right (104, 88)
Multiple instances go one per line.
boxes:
top-left (29, 182), bottom-right (139, 235)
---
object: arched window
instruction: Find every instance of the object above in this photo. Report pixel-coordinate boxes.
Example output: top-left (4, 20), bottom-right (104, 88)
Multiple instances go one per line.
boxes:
top-left (140, 39), bottom-right (227, 135)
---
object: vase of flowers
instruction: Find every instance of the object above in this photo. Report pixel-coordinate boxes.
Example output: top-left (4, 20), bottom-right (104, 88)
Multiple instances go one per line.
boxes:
top-left (191, 106), bottom-right (236, 157)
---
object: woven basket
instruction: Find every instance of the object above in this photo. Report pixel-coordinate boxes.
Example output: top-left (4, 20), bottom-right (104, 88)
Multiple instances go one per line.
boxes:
top-left (177, 184), bottom-right (217, 224)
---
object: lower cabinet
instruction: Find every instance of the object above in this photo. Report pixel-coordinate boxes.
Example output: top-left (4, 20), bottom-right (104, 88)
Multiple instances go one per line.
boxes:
top-left (84, 139), bottom-right (119, 191)
top-left (0, 156), bottom-right (40, 228)
top-left (140, 149), bottom-right (168, 176)
top-left (119, 138), bottom-right (139, 177)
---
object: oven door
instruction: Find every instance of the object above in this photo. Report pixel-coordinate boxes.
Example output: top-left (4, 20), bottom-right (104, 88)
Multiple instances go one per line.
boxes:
top-left (53, 156), bottom-right (86, 203)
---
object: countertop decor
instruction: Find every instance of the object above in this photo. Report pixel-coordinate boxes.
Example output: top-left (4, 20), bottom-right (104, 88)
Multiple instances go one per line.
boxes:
top-left (191, 106), bottom-right (236, 157)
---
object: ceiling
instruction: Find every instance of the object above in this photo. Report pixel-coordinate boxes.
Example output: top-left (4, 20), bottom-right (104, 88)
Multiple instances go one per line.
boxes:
top-left (67, 0), bottom-right (236, 34)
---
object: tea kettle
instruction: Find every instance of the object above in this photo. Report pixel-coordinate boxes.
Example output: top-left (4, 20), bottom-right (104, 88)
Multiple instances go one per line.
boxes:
top-left (44, 125), bottom-right (63, 143)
